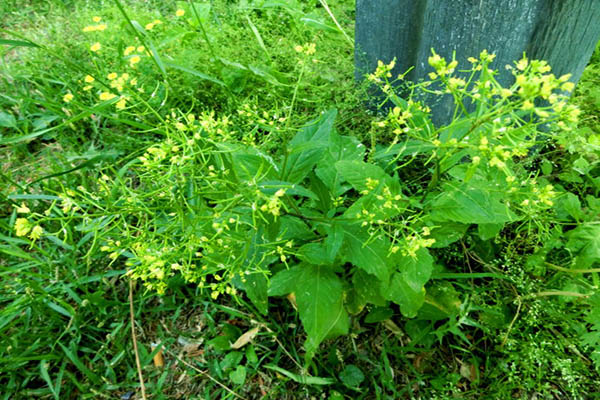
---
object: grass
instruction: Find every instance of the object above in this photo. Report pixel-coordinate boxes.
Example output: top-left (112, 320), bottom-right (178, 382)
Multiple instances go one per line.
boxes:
top-left (1, 1), bottom-right (600, 399)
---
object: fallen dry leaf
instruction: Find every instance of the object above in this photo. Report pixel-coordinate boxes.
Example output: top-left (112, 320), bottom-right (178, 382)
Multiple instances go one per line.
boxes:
top-left (151, 343), bottom-right (164, 368)
top-left (230, 326), bottom-right (260, 349)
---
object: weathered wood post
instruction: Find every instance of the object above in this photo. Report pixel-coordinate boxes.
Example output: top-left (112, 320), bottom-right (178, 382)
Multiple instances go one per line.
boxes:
top-left (355, 0), bottom-right (600, 124)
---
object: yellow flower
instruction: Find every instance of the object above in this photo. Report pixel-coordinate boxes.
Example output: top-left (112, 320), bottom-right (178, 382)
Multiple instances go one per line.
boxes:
top-left (83, 85), bottom-right (93, 91)
top-left (294, 44), bottom-right (303, 53)
top-left (99, 92), bottom-right (116, 101)
top-left (90, 42), bottom-right (101, 52)
top-left (145, 22), bottom-right (155, 30)
top-left (107, 72), bottom-right (118, 80)
top-left (15, 203), bottom-right (30, 214)
top-left (516, 57), bottom-right (528, 71)
top-left (124, 46), bottom-right (136, 56)
top-left (92, 16), bottom-right (101, 22)
top-left (130, 77), bottom-right (138, 86)
top-left (63, 93), bottom-right (74, 103)
top-left (29, 225), bottom-right (43, 240)
top-left (116, 98), bottom-right (127, 110)
top-left (84, 75), bottom-right (95, 83)
top-left (153, 19), bottom-right (162, 25)
top-left (83, 26), bottom-right (95, 32)
top-left (15, 218), bottom-right (32, 237)
top-left (176, 9), bottom-right (185, 17)
top-left (522, 100), bottom-right (534, 111)
top-left (136, 45), bottom-right (145, 52)
top-left (96, 24), bottom-right (107, 31)
top-left (129, 55), bottom-right (141, 66)
top-left (561, 81), bottom-right (575, 92)
top-left (121, 73), bottom-right (130, 80)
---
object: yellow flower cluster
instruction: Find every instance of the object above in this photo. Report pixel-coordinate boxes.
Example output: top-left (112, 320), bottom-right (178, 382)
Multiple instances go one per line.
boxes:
top-left (394, 229), bottom-right (436, 258)
top-left (83, 16), bottom-right (106, 32)
top-left (428, 51), bottom-right (458, 78)
top-left (14, 218), bottom-right (43, 240)
top-left (259, 188), bottom-right (286, 217)
top-left (366, 59), bottom-right (396, 84)
top-left (294, 42), bottom-right (316, 56)
top-left (145, 19), bottom-right (162, 30)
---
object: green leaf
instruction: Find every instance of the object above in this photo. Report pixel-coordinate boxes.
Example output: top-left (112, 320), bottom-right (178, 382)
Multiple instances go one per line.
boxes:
top-left (397, 248), bottom-right (434, 293)
top-left (165, 62), bottom-right (226, 86)
top-left (315, 130), bottom-right (366, 196)
top-left (39, 361), bottom-right (59, 400)
top-left (0, 111), bottom-right (17, 128)
top-left (352, 269), bottom-right (387, 307)
top-left (229, 365), bottom-right (247, 385)
top-left (418, 281), bottom-right (461, 321)
top-left (282, 109), bottom-right (337, 183)
top-left (566, 224), bottom-right (600, 268)
top-left (0, 38), bottom-right (40, 48)
top-left (385, 273), bottom-right (426, 318)
top-left (428, 222), bottom-right (468, 248)
top-left (59, 343), bottom-right (100, 385)
top-left (335, 160), bottom-right (388, 193)
top-left (477, 223), bottom-right (504, 241)
top-left (341, 224), bottom-right (392, 282)
top-left (364, 307), bottom-right (394, 323)
top-left (268, 266), bottom-right (303, 296)
top-left (257, 180), bottom-right (318, 200)
top-left (430, 183), bottom-right (517, 224)
top-left (323, 223), bottom-right (344, 264)
top-left (264, 364), bottom-right (335, 385)
top-left (297, 243), bottom-right (330, 265)
top-left (339, 364), bottom-right (365, 388)
top-left (243, 274), bottom-right (268, 315)
top-left (295, 265), bottom-right (349, 360)
top-left (563, 193), bottom-right (583, 221)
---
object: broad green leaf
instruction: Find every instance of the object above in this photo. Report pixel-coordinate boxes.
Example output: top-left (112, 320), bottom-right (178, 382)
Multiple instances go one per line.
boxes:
top-left (268, 266), bottom-right (303, 296)
top-left (277, 216), bottom-right (315, 241)
top-left (372, 140), bottom-right (435, 161)
top-left (295, 265), bottom-right (349, 360)
top-left (315, 130), bottom-right (366, 195)
top-left (384, 273), bottom-right (426, 318)
top-left (566, 224), bottom-right (600, 268)
top-left (343, 192), bottom-right (405, 221)
top-left (341, 224), bottom-right (393, 282)
top-left (297, 243), bottom-right (330, 265)
top-left (335, 160), bottom-right (388, 193)
top-left (352, 269), bottom-right (387, 307)
top-left (397, 248), bottom-right (434, 293)
top-left (219, 144), bottom-right (277, 182)
top-left (229, 365), bottom-right (247, 385)
top-left (281, 109), bottom-right (337, 183)
top-left (323, 223), bottom-right (344, 264)
top-left (242, 274), bottom-right (268, 315)
top-left (430, 183), bottom-right (517, 224)
top-left (563, 192), bottom-right (583, 221)
top-left (364, 307), bottom-right (394, 323)
top-left (418, 281), bottom-right (461, 321)
top-left (428, 222), bottom-right (468, 248)
top-left (257, 180), bottom-right (318, 200)
top-left (339, 364), bottom-right (365, 388)
top-left (477, 223), bottom-right (504, 241)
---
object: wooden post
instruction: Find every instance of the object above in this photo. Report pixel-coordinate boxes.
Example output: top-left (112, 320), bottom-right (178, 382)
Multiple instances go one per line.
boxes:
top-left (355, 0), bottom-right (600, 124)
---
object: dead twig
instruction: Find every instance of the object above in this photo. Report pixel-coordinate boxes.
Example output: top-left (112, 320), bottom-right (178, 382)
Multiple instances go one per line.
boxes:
top-left (129, 279), bottom-right (147, 400)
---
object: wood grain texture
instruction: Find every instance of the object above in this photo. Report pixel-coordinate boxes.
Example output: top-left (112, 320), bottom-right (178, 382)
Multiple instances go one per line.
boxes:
top-left (355, 0), bottom-right (600, 124)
